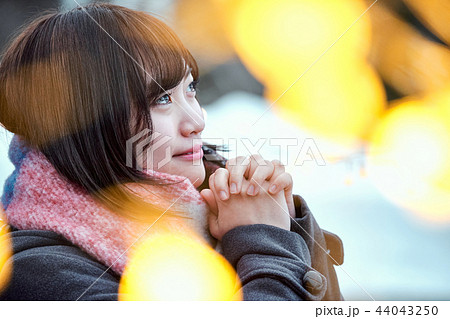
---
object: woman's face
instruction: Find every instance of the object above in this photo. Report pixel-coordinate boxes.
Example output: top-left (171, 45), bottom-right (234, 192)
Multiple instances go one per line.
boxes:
top-left (141, 72), bottom-right (206, 187)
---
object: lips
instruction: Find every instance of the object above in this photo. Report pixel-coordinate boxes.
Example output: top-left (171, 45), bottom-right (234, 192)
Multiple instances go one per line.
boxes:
top-left (173, 144), bottom-right (203, 157)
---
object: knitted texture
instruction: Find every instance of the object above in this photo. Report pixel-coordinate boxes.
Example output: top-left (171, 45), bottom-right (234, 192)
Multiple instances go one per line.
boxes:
top-left (1, 135), bottom-right (219, 275)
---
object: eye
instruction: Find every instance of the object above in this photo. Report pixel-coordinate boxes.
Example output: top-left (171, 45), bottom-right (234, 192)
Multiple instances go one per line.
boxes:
top-left (187, 80), bottom-right (199, 95)
top-left (154, 93), bottom-right (172, 106)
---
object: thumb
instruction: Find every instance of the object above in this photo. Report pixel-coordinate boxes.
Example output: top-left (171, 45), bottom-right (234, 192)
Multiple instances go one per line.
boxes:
top-left (200, 189), bottom-right (218, 215)
top-left (208, 208), bottom-right (220, 240)
top-left (284, 188), bottom-right (295, 218)
top-left (201, 189), bottom-right (220, 239)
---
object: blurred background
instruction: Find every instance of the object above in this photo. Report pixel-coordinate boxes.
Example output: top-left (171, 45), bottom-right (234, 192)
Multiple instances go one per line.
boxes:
top-left (1, 0), bottom-right (450, 300)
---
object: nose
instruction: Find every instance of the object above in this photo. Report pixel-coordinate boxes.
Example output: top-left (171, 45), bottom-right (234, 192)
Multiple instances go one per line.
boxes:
top-left (179, 101), bottom-right (205, 137)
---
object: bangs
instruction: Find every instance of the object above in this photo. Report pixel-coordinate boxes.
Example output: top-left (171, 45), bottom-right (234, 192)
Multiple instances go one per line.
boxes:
top-left (118, 10), bottom-right (199, 105)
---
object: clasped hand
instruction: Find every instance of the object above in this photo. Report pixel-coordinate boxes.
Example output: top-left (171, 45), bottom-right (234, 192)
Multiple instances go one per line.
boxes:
top-left (200, 155), bottom-right (296, 240)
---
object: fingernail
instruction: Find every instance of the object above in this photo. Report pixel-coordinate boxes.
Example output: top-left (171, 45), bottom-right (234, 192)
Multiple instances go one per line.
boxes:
top-left (247, 184), bottom-right (255, 196)
top-left (219, 191), bottom-right (228, 201)
top-left (230, 183), bottom-right (237, 194)
top-left (269, 184), bottom-right (277, 193)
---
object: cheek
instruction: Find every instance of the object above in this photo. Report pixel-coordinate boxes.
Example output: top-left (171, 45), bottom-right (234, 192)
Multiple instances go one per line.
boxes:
top-left (145, 113), bottom-right (177, 171)
top-left (151, 114), bottom-right (178, 152)
top-left (151, 113), bottom-right (176, 136)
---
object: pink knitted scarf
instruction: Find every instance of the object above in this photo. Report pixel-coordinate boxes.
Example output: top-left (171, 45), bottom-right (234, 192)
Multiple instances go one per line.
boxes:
top-left (3, 136), bottom-right (220, 275)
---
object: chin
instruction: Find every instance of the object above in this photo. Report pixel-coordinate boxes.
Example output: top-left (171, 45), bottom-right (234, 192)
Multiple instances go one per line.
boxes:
top-left (168, 163), bottom-right (205, 188)
top-left (189, 165), bottom-right (206, 188)
top-left (153, 160), bottom-right (206, 187)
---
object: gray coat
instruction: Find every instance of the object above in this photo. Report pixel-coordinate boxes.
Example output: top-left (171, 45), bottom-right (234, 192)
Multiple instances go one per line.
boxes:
top-left (0, 193), bottom-right (343, 301)
top-left (0, 146), bottom-right (344, 300)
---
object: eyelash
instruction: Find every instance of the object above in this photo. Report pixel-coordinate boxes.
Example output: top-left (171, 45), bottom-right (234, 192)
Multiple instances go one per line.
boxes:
top-left (188, 80), bottom-right (199, 93)
top-left (153, 80), bottom-right (199, 107)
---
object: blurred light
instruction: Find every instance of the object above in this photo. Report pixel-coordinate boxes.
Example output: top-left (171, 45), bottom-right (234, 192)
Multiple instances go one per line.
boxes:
top-left (225, 0), bottom-right (384, 147)
top-left (119, 232), bottom-right (242, 301)
top-left (367, 94), bottom-right (450, 223)
top-left (359, 165), bottom-right (367, 177)
top-left (404, 0), bottom-right (450, 46)
top-left (0, 209), bottom-right (12, 294)
top-left (265, 60), bottom-right (385, 147)
top-left (344, 176), bottom-right (353, 186)
top-left (173, 0), bottom-right (235, 69)
top-left (369, 5), bottom-right (450, 96)
top-left (226, 0), bottom-right (372, 86)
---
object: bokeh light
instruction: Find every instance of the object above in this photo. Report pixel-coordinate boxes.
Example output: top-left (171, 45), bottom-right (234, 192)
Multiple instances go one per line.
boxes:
top-left (173, 0), bottom-right (235, 69)
top-left (0, 209), bottom-right (12, 294)
top-left (404, 0), bottom-right (450, 46)
top-left (119, 232), bottom-right (242, 301)
top-left (225, 0), bottom-right (372, 85)
top-left (369, 5), bottom-right (450, 96)
top-left (224, 0), bottom-right (384, 147)
top-left (266, 59), bottom-right (385, 147)
top-left (367, 93), bottom-right (450, 222)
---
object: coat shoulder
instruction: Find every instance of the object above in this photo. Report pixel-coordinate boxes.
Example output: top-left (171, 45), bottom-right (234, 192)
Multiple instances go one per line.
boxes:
top-left (1, 229), bottom-right (119, 300)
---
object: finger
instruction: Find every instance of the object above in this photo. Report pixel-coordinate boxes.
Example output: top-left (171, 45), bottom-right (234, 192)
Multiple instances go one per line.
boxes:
top-left (213, 168), bottom-right (230, 201)
top-left (247, 161), bottom-right (274, 196)
top-left (268, 160), bottom-right (286, 194)
top-left (268, 172), bottom-right (293, 195)
top-left (208, 206), bottom-right (220, 239)
top-left (286, 192), bottom-right (296, 218)
top-left (208, 172), bottom-right (218, 198)
top-left (245, 154), bottom-right (267, 180)
top-left (226, 156), bottom-right (251, 194)
top-left (245, 155), bottom-right (278, 195)
top-left (208, 172), bottom-right (216, 192)
top-left (207, 173), bottom-right (223, 209)
top-left (271, 160), bottom-right (286, 177)
top-left (200, 189), bottom-right (218, 215)
top-left (239, 177), bottom-right (252, 196)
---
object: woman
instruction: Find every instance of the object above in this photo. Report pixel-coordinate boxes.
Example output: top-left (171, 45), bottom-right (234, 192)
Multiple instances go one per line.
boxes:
top-left (0, 3), bottom-right (343, 300)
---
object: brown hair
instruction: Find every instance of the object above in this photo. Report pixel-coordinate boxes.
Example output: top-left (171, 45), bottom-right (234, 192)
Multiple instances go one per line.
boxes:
top-left (0, 3), bottom-right (200, 219)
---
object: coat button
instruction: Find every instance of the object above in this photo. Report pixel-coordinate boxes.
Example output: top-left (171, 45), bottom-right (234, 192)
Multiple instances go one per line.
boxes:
top-left (303, 270), bottom-right (324, 294)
